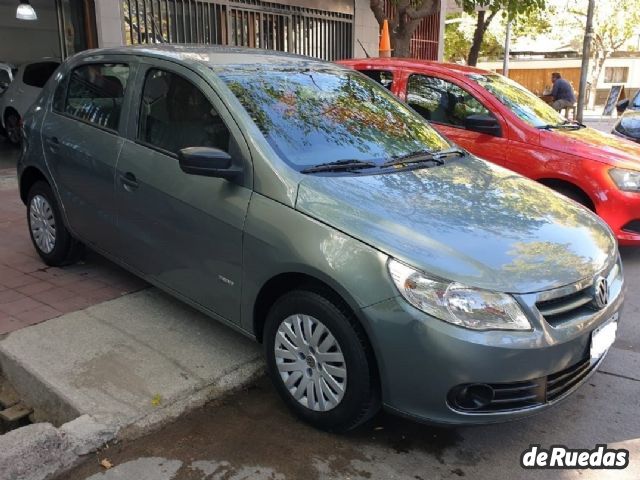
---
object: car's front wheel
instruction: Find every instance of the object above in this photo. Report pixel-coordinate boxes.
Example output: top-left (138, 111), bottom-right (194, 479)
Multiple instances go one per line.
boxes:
top-left (264, 289), bottom-right (379, 432)
top-left (27, 181), bottom-right (82, 266)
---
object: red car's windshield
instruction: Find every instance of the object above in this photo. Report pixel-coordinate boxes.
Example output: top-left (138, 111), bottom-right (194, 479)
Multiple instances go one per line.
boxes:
top-left (468, 73), bottom-right (566, 128)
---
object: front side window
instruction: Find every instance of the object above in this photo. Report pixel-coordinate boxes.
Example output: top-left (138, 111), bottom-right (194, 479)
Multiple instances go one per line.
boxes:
top-left (23, 62), bottom-right (60, 88)
top-left (407, 74), bottom-right (491, 127)
top-left (359, 69), bottom-right (394, 90)
top-left (469, 73), bottom-right (566, 128)
top-left (220, 68), bottom-right (449, 170)
top-left (138, 69), bottom-right (230, 155)
top-left (65, 63), bottom-right (129, 130)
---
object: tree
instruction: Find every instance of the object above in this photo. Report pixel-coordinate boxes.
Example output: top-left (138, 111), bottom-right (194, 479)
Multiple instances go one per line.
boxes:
top-left (444, 15), bottom-right (504, 63)
top-left (457, 0), bottom-right (546, 65)
top-left (563, 0), bottom-right (640, 107)
top-left (369, 0), bottom-right (440, 57)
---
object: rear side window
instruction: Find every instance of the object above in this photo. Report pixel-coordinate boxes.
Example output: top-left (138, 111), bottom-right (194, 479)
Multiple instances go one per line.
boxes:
top-left (0, 69), bottom-right (11, 86)
top-left (22, 61), bottom-right (60, 88)
top-left (407, 74), bottom-right (491, 127)
top-left (138, 68), bottom-right (230, 155)
top-left (359, 69), bottom-right (393, 90)
top-left (65, 63), bottom-right (129, 131)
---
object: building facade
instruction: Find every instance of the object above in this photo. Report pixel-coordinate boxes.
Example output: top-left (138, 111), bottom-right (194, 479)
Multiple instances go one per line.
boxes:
top-left (479, 55), bottom-right (640, 106)
top-left (0, 0), bottom-right (445, 67)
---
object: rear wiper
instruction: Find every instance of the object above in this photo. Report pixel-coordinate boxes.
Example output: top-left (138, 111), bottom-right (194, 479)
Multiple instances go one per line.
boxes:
top-left (381, 147), bottom-right (465, 168)
top-left (300, 159), bottom-right (377, 174)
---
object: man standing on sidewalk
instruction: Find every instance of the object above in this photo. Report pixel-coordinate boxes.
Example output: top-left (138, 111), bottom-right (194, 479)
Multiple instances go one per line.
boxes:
top-left (550, 72), bottom-right (576, 112)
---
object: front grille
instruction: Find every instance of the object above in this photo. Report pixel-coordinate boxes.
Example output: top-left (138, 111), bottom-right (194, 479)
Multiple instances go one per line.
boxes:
top-left (622, 220), bottom-right (640, 234)
top-left (534, 260), bottom-right (621, 328)
top-left (449, 357), bottom-right (596, 413)
top-left (547, 358), bottom-right (593, 401)
top-left (535, 286), bottom-right (593, 326)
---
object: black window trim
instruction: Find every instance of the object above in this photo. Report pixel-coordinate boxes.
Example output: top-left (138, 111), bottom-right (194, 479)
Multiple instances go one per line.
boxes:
top-left (359, 68), bottom-right (395, 90)
top-left (54, 61), bottom-right (130, 136)
top-left (406, 72), bottom-right (500, 134)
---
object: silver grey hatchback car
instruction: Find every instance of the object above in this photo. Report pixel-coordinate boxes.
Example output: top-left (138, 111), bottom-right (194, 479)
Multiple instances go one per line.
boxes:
top-left (18, 45), bottom-right (623, 431)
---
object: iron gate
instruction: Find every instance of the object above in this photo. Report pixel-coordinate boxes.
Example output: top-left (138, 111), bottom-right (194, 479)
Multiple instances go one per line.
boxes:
top-left (122, 0), bottom-right (353, 61)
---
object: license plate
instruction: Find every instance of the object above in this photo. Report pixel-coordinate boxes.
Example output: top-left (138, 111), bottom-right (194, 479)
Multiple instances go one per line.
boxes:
top-left (590, 315), bottom-right (618, 360)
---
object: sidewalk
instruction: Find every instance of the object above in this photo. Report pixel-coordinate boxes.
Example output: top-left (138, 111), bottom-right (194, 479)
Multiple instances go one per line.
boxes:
top-left (0, 181), bottom-right (147, 335)
top-left (0, 173), bottom-right (264, 480)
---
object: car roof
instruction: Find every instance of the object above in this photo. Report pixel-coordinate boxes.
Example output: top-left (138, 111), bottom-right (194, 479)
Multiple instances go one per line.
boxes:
top-left (338, 57), bottom-right (492, 76)
top-left (74, 44), bottom-right (337, 72)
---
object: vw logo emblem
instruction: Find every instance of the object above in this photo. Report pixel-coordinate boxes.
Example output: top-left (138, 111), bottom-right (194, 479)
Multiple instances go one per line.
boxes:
top-left (592, 277), bottom-right (609, 310)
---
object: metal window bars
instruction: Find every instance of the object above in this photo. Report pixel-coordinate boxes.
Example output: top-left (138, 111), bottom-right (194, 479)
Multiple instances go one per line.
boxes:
top-left (122, 0), bottom-right (353, 61)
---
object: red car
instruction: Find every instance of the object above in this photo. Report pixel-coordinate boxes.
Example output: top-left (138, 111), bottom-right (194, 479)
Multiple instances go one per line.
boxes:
top-left (339, 58), bottom-right (640, 246)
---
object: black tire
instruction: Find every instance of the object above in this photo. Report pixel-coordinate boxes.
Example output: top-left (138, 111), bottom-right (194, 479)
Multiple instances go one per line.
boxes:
top-left (264, 289), bottom-right (379, 432)
top-left (26, 181), bottom-right (82, 266)
top-left (551, 185), bottom-right (594, 211)
top-left (4, 111), bottom-right (21, 145)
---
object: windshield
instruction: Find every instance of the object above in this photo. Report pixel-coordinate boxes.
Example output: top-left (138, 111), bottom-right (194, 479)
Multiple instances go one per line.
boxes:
top-left (633, 91), bottom-right (640, 109)
top-left (219, 68), bottom-right (450, 170)
top-left (468, 73), bottom-right (566, 128)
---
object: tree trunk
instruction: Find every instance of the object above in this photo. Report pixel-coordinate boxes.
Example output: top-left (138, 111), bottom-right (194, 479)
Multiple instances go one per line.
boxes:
top-left (467, 10), bottom-right (497, 66)
top-left (369, 0), bottom-right (437, 58)
top-left (587, 49), bottom-right (607, 109)
top-left (392, 33), bottom-right (413, 57)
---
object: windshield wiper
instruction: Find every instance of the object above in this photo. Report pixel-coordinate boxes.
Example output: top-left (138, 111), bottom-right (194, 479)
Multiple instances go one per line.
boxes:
top-left (537, 120), bottom-right (586, 130)
top-left (381, 147), bottom-right (465, 168)
top-left (300, 159), bottom-right (377, 174)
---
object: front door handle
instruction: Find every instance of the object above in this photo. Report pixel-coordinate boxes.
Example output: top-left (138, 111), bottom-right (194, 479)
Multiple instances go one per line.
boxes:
top-left (120, 171), bottom-right (139, 191)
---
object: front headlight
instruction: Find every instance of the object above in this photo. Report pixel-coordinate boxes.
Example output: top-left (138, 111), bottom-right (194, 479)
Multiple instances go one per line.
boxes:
top-left (610, 168), bottom-right (640, 192)
top-left (387, 259), bottom-right (531, 331)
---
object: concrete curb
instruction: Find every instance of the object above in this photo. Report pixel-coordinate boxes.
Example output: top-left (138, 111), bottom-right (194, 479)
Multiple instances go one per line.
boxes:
top-left (0, 415), bottom-right (116, 480)
top-left (0, 360), bottom-right (265, 480)
top-left (0, 289), bottom-right (267, 480)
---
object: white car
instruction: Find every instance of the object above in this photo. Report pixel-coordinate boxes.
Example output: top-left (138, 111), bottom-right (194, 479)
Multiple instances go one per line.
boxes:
top-left (1, 59), bottom-right (59, 144)
top-left (0, 63), bottom-right (16, 93)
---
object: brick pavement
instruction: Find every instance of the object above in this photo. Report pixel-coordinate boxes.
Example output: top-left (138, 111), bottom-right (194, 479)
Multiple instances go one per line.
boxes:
top-left (0, 178), bottom-right (147, 334)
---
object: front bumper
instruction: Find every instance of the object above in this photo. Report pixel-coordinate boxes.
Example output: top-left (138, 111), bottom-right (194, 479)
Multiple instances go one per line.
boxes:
top-left (360, 258), bottom-right (624, 425)
top-left (591, 165), bottom-right (640, 246)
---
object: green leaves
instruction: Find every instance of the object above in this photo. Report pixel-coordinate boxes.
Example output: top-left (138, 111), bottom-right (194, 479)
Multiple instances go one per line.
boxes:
top-left (457, 0), bottom-right (546, 17)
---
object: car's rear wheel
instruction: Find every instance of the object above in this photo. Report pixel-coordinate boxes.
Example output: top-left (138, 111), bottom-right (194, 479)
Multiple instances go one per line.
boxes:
top-left (264, 289), bottom-right (379, 432)
top-left (4, 111), bottom-right (21, 145)
top-left (27, 181), bottom-right (82, 266)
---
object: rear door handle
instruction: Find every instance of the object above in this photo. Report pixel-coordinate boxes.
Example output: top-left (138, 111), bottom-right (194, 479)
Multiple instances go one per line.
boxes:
top-left (120, 171), bottom-right (139, 191)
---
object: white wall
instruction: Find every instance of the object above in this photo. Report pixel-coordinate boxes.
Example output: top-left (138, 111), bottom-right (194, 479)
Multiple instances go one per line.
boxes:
top-left (95, 0), bottom-right (124, 48)
top-left (0, 0), bottom-right (61, 64)
top-left (353, 0), bottom-right (379, 58)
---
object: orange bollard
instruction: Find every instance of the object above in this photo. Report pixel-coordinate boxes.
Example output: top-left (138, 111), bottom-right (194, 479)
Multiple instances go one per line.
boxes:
top-left (379, 19), bottom-right (392, 58)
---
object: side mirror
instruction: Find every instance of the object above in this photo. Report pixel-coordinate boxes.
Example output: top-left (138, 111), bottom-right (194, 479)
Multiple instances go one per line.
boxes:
top-left (616, 99), bottom-right (630, 114)
top-left (463, 114), bottom-right (502, 137)
top-left (178, 147), bottom-right (242, 180)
